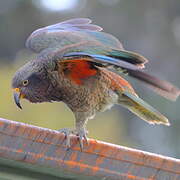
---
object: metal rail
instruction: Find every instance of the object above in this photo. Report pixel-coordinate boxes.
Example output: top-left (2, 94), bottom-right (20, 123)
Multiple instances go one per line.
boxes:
top-left (0, 118), bottom-right (179, 180)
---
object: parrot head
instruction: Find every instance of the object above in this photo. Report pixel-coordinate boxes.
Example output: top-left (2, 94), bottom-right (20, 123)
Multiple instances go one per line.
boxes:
top-left (12, 61), bottom-right (52, 109)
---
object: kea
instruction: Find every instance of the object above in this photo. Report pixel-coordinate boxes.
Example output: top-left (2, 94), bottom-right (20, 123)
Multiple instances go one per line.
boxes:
top-left (12, 18), bottom-right (180, 149)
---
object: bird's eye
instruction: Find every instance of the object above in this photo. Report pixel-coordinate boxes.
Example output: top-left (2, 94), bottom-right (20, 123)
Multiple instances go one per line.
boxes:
top-left (22, 80), bottom-right (29, 86)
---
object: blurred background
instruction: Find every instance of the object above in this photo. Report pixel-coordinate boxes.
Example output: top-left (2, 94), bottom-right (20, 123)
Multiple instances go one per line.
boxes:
top-left (0, 0), bottom-right (180, 158)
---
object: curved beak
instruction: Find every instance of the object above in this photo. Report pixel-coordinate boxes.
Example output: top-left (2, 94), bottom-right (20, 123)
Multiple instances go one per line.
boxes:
top-left (13, 88), bottom-right (24, 109)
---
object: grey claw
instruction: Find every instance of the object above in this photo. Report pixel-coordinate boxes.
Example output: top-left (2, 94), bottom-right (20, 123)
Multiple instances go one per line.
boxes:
top-left (78, 137), bottom-right (83, 151)
top-left (77, 129), bottom-right (88, 150)
top-left (58, 128), bottom-right (89, 150)
top-left (58, 128), bottom-right (72, 148)
top-left (84, 135), bottom-right (89, 145)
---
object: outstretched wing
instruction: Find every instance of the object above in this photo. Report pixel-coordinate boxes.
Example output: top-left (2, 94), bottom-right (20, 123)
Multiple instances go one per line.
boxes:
top-left (25, 18), bottom-right (180, 100)
top-left (26, 18), bottom-right (146, 69)
top-left (26, 18), bottom-right (123, 54)
top-left (26, 18), bottom-right (146, 68)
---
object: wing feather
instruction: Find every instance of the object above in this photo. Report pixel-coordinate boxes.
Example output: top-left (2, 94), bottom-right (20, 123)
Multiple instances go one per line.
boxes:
top-left (24, 18), bottom-right (180, 101)
top-left (25, 18), bottom-right (122, 54)
top-left (61, 52), bottom-right (180, 101)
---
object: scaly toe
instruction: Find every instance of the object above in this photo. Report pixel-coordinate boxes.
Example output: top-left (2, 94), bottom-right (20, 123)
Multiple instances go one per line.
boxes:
top-left (76, 129), bottom-right (89, 150)
top-left (58, 128), bottom-right (74, 148)
top-left (58, 128), bottom-right (89, 150)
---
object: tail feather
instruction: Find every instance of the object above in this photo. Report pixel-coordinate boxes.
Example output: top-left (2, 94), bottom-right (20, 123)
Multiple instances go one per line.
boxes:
top-left (105, 50), bottom-right (180, 101)
top-left (127, 69), bottom-right (180, 101)
top-left (119, 91), bottom-right (170, 126)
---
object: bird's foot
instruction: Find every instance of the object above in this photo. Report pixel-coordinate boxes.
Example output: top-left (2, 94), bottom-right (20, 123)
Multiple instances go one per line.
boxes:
top-left (58, 128), bottom-right (88, 150)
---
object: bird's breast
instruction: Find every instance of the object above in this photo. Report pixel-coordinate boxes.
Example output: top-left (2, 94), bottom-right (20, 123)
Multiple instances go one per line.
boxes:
top-left (55, 67), bottom-right (119, 114)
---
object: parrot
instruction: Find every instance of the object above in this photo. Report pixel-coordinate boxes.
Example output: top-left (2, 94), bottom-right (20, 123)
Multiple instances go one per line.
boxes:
top-left (12, 18), bottom-right (180, 149)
